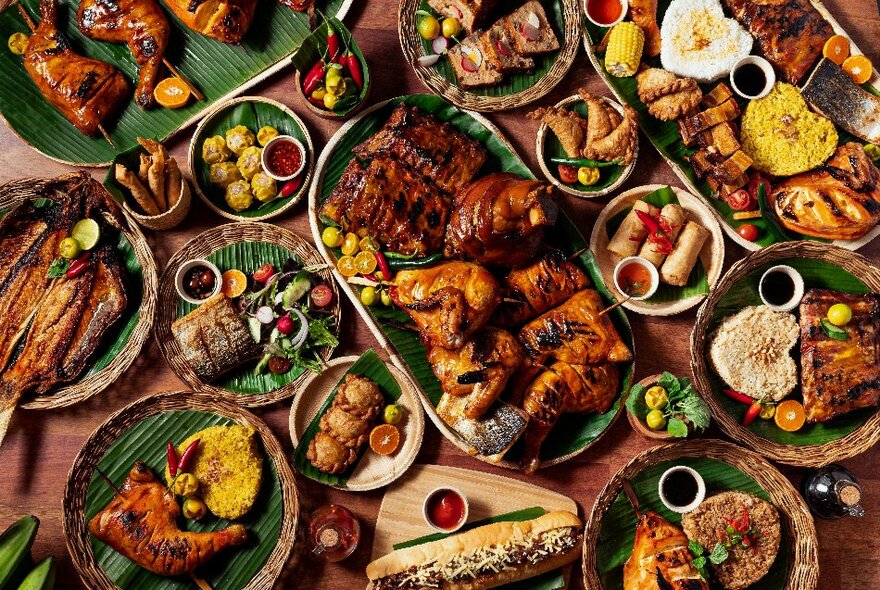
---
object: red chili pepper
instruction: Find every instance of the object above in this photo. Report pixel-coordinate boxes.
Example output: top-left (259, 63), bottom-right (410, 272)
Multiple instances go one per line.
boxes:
top-left (303, 60), bottom-right (326, 95)
top-left (308, 95), bottom-right (325, 108)
top-left (66, 253), bottom-right (91, 279)
top-left (166, 441), bottom-right (179, 478)
top-left (635, 209), bottom-right (661, 233)
top-left (722, 389), bottom-right (755, 405)
top-left (280, 175), bottom-right (303, 198)
top-left (345, 51), bottom-right (363, 89)
top-left (635, 210), bottom-right (674, 253)
top-left (177, 438), bottom-right (200, 473)
top-left (374, 251), bottom-right (392, 281)
top-left (327, 26), bottom-right (341, 62)
top-left (742, 401), bottom-right (762, 426)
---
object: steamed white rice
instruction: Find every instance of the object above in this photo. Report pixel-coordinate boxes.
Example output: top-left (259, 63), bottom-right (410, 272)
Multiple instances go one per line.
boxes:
top-left (660, 0), bottom-right (753, 82)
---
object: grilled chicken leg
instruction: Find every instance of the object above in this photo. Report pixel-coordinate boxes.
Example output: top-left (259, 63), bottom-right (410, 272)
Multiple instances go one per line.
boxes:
top-left (78, 0), bottom-right (170, 109)
top-left (623, 511), bottom-right (708, 590)
top-left (163, 0), bottom-right (257, 44)
top-left (89, 461), bottom-right (249, 576)
top-left (23, 0), bottom-right (129, 136)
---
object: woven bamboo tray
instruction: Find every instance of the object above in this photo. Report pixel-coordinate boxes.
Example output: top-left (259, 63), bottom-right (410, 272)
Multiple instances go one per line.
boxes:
top-left (62, 390), bottom-right (298, 590)
top-left (398, 0), bottom-right (581, 112)
top-left (690, 241), bottom-right (880, 467)
top-left (0, 172), bottom-right (157, 410)
top-left (155, 222), bottom-right (340, 407)
top-left (589, 184), bottom-right (725, 316)
top-left (582, 439), bottom-right (818, 590)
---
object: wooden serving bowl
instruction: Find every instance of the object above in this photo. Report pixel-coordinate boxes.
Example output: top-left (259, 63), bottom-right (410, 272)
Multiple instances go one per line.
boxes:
top-left (294, 69), bottom-right (371, 121)
top-left (626, 374), bottom-right (675, 441)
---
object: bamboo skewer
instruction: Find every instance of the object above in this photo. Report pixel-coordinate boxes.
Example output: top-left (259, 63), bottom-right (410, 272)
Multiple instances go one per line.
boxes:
top-left (598, 295), bottom-right (632, 318)
top-left (622, 480), bottom-right (642, 518)
top-left (162, 59), bottom-right (204, 101)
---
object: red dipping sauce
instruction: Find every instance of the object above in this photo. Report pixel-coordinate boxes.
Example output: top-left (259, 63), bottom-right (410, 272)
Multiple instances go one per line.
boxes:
top-left (266, 139), bottom-right (303, 178)
top-left (586, 0), bottom-right (623, 25)
top-left (425, 489), bottom-right (467, 531)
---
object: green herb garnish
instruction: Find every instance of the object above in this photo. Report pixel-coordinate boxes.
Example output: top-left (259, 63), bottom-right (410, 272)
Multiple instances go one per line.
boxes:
top-left (47, 258), bottom-right (69, 278)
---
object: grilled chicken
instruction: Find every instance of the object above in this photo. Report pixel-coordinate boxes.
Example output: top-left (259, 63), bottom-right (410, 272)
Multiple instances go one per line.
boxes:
top-left (492, 247), bottom-right (591, 327)
top-left (721, 0), bottom-right (832, 84)
top-left (800, 289), bottom-right (880, 423)
top-left (391, 262), bottom-right (500, 350)
top-left (771, 143), bottom-right (880, 240)
top-left (623, 511), bottom-right (708, 590)
top-left (427, 328), bottom-right (524, 419)
top-left (88, 461), bottom-right (248, 576)
top-left (163, 0), bottom-right (257, 44)
top-left (520, 362), bottom-right (619, 473)
top-left (78, 0), bottom-right (170, 109)
top-left (23, 0), bottom-right (129, 136)
top-left (518, 289), bottom-right (633, 366)
top-left (444, 173), bottom-right (558, 268)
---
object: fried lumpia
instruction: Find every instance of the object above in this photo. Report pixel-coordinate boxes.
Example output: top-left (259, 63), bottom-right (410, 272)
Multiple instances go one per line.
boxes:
top-left (660, 221), bottom-right (709, 286)
top-left (637, 203), bottom-right (686, 267)
top-left (607, 200), bottom-right (659, 258)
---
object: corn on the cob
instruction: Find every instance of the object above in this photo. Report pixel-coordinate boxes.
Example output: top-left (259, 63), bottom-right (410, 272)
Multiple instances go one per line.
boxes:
top-left (605, 22), bottom-right (644, 77)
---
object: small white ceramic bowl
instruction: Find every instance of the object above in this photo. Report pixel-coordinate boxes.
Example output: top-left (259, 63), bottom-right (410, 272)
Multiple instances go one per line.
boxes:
top-left (584, 0), bottom-right (628, 28)
top-left (422, 487), bottom-right (469, 533)
top-left (261, 135), bottom-right (307, 182)
top-left (175, 258), bottom-right (222, 305)
top-left (613, 256), bottom-right (659, 301)
top-left (730, 56), bottom-right (776, 100)
top-left (658, 466), bottom-right (706, 514)
top-left (759, 264), bottom-right (805, 312)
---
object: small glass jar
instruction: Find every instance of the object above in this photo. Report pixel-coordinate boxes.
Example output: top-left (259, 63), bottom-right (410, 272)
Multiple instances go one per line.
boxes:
top-left (306, 504), bottom-right (361, 562)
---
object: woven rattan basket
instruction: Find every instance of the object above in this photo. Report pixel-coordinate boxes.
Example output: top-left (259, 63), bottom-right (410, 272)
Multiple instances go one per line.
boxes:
top-left (62, 390), bottom-right (298, 590)
top-left (0, 172), bottom-right (157, 410)
top-left (122, 176), bottom-right (192, 231)
top-left (582, 438), bottom-right (819, 590)
top-left (398, 0), bottom-right (581, 112)
top-left (155, 222), bottom-right (340, 406)
top-left (690, 241), bottom-right (880, 467)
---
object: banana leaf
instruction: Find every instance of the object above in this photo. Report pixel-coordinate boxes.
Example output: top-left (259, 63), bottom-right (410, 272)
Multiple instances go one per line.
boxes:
top-left (190, 100), bottom-right (310, 218)
top-left (706, 258), bottom-right (874, 445)
top-left (604, 186), bottom-right (709, 304)
top-left (84, 410), bottom-right (283, 590)
top-left (316, 94), bottom-right (634, 465)
top-left (416, 0), bottom-right (565, 97)
top-left (393, 507), bottom-right (565, 590)
top-left (596, 457), bottom-right (789, 589)
top-left (291, 349), bottom-right (402, 487)
top-left (0, 0), bottom-right (347, 165)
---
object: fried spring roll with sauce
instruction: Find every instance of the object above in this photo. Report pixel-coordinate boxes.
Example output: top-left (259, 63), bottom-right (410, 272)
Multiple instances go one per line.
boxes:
top-left (607, 200), bottom-right (659, 258)
top-left (637, 203), bottom-right (686, 267)
top-left (660, 221), bottom-right (709, 286)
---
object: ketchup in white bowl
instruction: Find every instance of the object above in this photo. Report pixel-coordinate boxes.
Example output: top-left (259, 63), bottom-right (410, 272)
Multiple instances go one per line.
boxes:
top-left (423, 487), bottom-right (468, 532)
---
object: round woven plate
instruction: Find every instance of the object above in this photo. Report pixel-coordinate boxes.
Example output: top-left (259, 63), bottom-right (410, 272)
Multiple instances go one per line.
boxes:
top-left (63, 390), bottom-right (298, 590)
top-left (582, 438), bottom-right (818, 590)
top-left (155, 222), bottom-right (340, 407)
top-left (290, 355), bottom-right (425, 491)
top-left (0, 173), bottom-right (157, 410)
top-left (590, 184), bottom-right (725, 316)
top-left (398, 0), bottom-right (581, 112)
top-left (188, 96), bottom-right (314, 222)
top-left (535, 94), bottom-right (636, 198)
top-left (690, 241), bottom-right (880, 467)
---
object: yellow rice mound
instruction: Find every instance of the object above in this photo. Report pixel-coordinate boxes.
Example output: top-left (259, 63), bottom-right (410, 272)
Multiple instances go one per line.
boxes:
top-left (741, 82), bottom-right (838, 177)
top-left (165, 424), bottom-right (263, 520)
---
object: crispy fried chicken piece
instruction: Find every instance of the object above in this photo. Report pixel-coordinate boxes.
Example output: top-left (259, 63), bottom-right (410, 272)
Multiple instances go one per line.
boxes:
top-left (629, 0), bottom-right (661, 57)
top-left (88, 462), bottom-right (248, 576)
top-left (636, 68), bottom-right (703, 121)
top-left (527, 107), bottom-right (589, 158)
top-left (623, 512), bottom-right (708, 590)
top-left (578, 90), bottom-right (639, 165)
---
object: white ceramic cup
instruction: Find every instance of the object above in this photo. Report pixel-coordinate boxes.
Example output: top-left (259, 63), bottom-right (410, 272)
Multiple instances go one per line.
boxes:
top-left (175, 258), bottom-right (222, 305)
top-left (729, 56), bottom-right (776, 100)
top-left (759, 264), bottom-right (805, 312)
top-left (261, 135), bottom-right (307, 182)
top-left (584, 0), bottom-right (629, 28)
top-left (422, 487), bottom-right (469, 533)
top-left (658, 465), bottom-right (706, 514)
top-left (613, 256), bottom-right (660, 301)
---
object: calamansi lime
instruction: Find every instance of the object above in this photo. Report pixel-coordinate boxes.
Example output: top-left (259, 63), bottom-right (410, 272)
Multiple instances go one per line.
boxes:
top-left (646, 409), bottom-right (666, 430)
top-left (644, 386), bottom-right (668, 410)
top-left (827, 303), bottom-right (852, 327)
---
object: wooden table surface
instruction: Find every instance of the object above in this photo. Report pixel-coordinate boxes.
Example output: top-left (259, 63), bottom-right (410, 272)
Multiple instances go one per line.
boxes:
top-left (2, 1), bottom-right (879, 588)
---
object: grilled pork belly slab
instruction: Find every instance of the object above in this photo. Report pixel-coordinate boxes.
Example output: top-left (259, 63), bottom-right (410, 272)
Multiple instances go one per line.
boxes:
top-left (800, 289), bottom-right (880, 423)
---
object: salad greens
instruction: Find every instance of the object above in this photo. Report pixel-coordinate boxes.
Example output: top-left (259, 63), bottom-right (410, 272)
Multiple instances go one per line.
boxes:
top-left (627, 372), bottom-right (711, 437)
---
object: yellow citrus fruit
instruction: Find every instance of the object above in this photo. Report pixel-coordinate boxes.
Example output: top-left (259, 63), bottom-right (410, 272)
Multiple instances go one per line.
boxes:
top-left (154, 77), bottom-right (191, 109)
top-left (7, 32), bottom-right (28, 55)
top-left (341, 232), bottom-right (360, 256)
top-left (370, 424), bottom-right (400, 455)
top-left (843, 54), bottom-right (873, 85)
top-left (337, 255), bottom-right (358, 277)
top-left (774, 400), bottom-right (806, 432)
top-left (220, 269), bottom-right (248, 298)
top-left (822, 35), bottom-right (850, 65)
top-left (354, 250), bottom-right (378, 275)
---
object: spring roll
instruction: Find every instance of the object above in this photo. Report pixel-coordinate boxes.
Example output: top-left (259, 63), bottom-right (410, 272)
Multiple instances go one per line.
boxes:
top-left (637, 203), bottom-right (686, 267)
top-left (116, 164), bottom-right (160, 216)
top-left (138, 137), bottom-right (168, 211)
top-left (607, 200), bottom-right (660, 258)
top-left (660, 221), bottom-right (709, 286)
top-left (165, 158), bottom-right (182, 209)
top-left (138, 153), bottom-right (151, 183)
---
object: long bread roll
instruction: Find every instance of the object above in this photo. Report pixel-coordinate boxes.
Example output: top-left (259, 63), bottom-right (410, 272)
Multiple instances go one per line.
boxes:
top-left (607, 200), bottom-right (659, 258)
top-left (366, 511), bottom-right (582, 590)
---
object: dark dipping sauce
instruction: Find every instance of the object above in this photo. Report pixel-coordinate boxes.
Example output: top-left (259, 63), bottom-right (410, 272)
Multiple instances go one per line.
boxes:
top-left (761, 270), bottom-right (795, 306)
top-left (617, 261), bottom-right (653, 297)
top-left (426, 489), bottom-right (466, 530)
top-left (662, 469), bottom-right (699, 508)
top-left (183, 265), bottom-right (216, 300)
top-left (266, 140), bottom-right (303, 178)
top-left (734, 62), bottom-right (767, 97)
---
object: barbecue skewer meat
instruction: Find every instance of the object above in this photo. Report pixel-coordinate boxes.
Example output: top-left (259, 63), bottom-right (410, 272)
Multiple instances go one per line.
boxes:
top-left (23, 0), bottom-right (129, 136)
top-left (78, 0), bottom-right (170, 109)
top-left (88, 461), bottom-right (249, 576)
top-left (163, 0), bottom-right (257, 44)
top-left (623, 511), bottom-right (708, 590)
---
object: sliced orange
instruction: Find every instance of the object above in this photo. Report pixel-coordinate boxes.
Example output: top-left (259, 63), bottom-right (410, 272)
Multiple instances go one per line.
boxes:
top-left (369, 424), bottom-right (400, 455)
top-left (221, 269), bottom-right (248, 298)
top-left (337, 255), bottom-right (358, 277)
top-left (774, 400), bottom-right (806, 432)
top-left (154, 77), bottom-right (191, 109)
top-left (843, 54), bottom-right (873, 85)
top-left (822, 34), bottom-right (850, 65)
top-left (359, 235), bottom-right (379, 253)
top-left (354, 250), bottom-right (378, 275)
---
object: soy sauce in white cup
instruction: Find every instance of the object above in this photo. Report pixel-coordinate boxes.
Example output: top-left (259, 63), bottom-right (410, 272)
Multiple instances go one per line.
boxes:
top-left (759, 264), bottom-right (805, 312)
top-left (659, 466), bottom-right (706, 513)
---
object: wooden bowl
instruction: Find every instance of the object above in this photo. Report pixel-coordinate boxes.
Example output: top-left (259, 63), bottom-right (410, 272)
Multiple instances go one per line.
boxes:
top-left (294, 69), bottom-right (371, 121)
top-left (626, 374), bottom-right (675, 441)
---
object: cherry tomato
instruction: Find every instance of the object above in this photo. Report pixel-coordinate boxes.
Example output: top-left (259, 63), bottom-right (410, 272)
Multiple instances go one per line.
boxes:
top-left (747, 174), bottom-right (770, 204)
top-left (738, 223), bottom-right (760, 241)
top-left (310, 284), bottom-right (334, 308)
top-left (724, 188), bottom-right (752, 211)
top-left (253, 264), bottom-right (275, 283)
top-left (557, 164), bottom-right (578, 184)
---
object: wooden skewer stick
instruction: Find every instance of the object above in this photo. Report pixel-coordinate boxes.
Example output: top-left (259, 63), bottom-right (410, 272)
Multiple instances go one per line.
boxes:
top-left (567, 246), bottom-right (588, 260)
top-left (162, 59), bottom-right (204, 101)
top-left (95, 467), bottom-right (124, 497)
top-left (190, 574), bottom-right (213, 590)
top-left (622, 480), bottom-right (642, 519)
top-left (598, 295), bottom-right (631, 318)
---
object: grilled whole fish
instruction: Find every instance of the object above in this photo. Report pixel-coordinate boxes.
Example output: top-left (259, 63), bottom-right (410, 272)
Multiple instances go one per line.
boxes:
top-left (623, 511), bottom-right (708, 590)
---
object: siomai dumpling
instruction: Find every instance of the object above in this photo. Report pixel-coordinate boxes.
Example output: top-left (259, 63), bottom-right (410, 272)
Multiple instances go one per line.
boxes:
top-left (225, 180), bottom-right (254, 211)
top-left (237, 146), bottom-right (263, 181)
top-left (257, 126), bottom-right (279, 146)
top-left (251, 172), bottom-right (277, 202)
top-left (225, 125), bottom-right (255, 156)
top-left (209, 162), bottom-right (242, 189)
top-left (202, 135), bottom-right (231, 164)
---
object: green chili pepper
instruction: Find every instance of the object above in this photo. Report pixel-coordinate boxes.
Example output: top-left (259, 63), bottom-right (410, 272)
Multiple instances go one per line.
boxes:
top-left (550, 156), bottom-right (621, 168)
top-left (386, 252), bottom-right (443, 271)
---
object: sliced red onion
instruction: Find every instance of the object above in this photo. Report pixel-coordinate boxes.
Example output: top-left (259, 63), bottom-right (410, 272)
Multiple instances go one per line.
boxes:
top-left (256, 306), bottom-right (275, 324)
top-left (417, 54), bottom-right (441, 67)
top-left (290, 308), bottom-right (309, 349)
top-left (432, 36), bottom-right (448, 54)
top-left (274, 291), bottom-right (285, 305)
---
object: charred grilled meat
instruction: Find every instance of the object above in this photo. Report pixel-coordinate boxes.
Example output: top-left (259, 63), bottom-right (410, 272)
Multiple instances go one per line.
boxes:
top-left (163, 0), bottom-right (257, 44)
top-left (78, 0), bottom-right (170, 109)
top-left (623, 511), bottom-right (708, 590)
top-left (800, 289), bottom-right (880, 423)
top-left (88, 461), bottom-right (248, 576)
top-left (23, 0), bottom-right (129, 136)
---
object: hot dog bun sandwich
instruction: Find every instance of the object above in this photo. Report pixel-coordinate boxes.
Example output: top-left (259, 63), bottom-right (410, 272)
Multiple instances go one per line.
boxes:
top-left (365, 510), bottom-right (582, 590)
